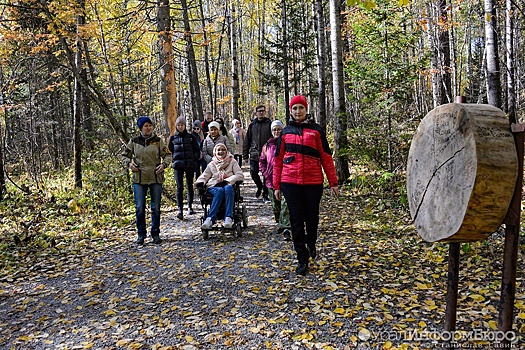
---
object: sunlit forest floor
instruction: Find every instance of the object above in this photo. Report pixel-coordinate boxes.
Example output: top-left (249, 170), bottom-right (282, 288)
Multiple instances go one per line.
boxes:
top-left (0, 167), bottom-right (524, 349)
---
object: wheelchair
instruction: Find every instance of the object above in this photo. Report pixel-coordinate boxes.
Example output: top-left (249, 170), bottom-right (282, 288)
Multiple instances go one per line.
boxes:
top-left (196, 181), bottom-right (248, 239)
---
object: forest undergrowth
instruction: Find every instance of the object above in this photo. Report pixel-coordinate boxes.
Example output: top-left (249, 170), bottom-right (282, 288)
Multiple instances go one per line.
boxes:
top-left (1, 158), bottom-right (524, 349)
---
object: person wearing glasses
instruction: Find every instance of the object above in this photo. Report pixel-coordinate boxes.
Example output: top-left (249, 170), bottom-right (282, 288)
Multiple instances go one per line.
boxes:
top-left (229, 119), bottom-right (246, 167)
top-left (243, 105), bottom-right (272, 201)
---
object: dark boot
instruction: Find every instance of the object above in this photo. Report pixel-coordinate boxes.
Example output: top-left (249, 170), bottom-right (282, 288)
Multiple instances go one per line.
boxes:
top-left (295, 262), bottom-right (308, 276)
top-left (136, 236), bottom-right (145, 245)
top-left (152, 236), bottom-right (162, 244)
top-left (308, 245), bottom-right (317, 260)
top-left (176, 209), bottom-right (183, 220)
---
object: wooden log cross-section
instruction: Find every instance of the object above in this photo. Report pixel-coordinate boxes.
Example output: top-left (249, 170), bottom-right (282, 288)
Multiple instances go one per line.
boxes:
top-left (407, 103), bottom-right (518, 242)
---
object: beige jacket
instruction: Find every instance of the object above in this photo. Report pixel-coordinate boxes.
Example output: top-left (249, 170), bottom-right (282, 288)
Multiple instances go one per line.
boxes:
top-left (196, 157), bottom-right (244, 188)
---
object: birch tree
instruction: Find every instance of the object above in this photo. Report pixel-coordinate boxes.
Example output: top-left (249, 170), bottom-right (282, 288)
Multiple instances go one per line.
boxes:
top-left (329, 0), bottom-right (349, 183)
top-left (484, 0), bottom-right (502, 108)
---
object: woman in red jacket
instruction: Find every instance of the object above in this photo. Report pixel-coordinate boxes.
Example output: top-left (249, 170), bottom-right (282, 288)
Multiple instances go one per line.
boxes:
top-left (273, 95), bottom-right (339, 275)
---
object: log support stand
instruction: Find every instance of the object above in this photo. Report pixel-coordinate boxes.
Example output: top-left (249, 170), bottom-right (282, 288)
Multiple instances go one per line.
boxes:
top-left (498, 124), bottom-right (524, 348)
top-left (444, 124), bottom-right (523, 347)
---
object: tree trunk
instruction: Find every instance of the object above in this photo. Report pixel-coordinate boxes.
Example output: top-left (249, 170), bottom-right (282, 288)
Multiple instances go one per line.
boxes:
top-left (198, 0), bottom-right (213, 114)
top-left (73, 1), bottom-right (85, 189)
top-left (281, 0), bottom-right (290, 120)
top-left (329, 0), bottom-right (349, 184)
top-left (407, 103), bottom-right (517, 242)
top-left (229, 0), bottom-right (240, 122)
top-left (181, 0), bottom-right (203, 122)
top-left (0, 108), bottom-right (5, 200)
top-left (157, 0), bottom-right (178, 135)
top-left (315, 0), bottom-right (327, 132)
top-left (437, 0), bottom-right (452, 105)
top-left (505, 0), bottom-right (516, 124)
top-left (485, 0), bottom-right (502, 108)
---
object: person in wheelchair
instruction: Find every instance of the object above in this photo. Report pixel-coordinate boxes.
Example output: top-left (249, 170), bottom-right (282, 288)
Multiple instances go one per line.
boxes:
top-left (194, 143), bottom-right (244, 229)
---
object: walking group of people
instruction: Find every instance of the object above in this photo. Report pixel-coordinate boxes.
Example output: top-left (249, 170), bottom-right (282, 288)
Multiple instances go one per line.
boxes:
top-left (121, 95), bottom-right (339, 275)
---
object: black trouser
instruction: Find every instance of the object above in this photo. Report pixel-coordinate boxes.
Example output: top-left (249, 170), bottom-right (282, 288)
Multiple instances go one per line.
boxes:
top-left (250, 159), bottom-right (267, 197)
top-left (234, 154), bottom-right (243, 167)
top-left (281, 183), bottom-right (323, 264)
top-left (174, 168), bottom-right (195, 211)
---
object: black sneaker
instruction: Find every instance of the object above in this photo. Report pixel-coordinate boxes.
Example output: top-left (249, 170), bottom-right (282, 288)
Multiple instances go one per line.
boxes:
top-left (262, 196), bottom-right (270, 203)
top-left (308, 246), bottom-right (317, 260)
top-left (176, 212), bottom-right (183, 220)
top-left (152, 236), bottom-right (162, 244)
top-left (136, 236), bottom-right (145, 245)
top-left (255, 188), bottom-right (262, 198)
top-left (283, 229), bottom-right (292, 241)
top-left (295, 263), bottom-right (308, 276)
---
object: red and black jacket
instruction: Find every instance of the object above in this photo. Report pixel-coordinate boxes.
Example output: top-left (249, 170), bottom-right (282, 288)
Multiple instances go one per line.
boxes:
top-left (273, 120), bottom-right (338, 189)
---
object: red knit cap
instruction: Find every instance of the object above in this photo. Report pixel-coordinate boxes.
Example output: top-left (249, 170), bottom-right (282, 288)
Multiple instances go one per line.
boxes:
top-left (289, 95), bottom-right (308, 110)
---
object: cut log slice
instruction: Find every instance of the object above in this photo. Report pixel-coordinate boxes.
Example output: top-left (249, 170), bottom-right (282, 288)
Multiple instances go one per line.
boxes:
top-left (407, 103), bottom-right (518, 242)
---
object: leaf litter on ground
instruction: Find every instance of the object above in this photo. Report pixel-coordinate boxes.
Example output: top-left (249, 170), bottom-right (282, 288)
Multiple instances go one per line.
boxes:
top-left (0, 169), bottom-right (524, 349)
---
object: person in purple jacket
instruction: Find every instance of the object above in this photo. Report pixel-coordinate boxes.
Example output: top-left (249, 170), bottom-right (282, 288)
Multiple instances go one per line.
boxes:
top-left (259, 120), bottom-right (291, 241)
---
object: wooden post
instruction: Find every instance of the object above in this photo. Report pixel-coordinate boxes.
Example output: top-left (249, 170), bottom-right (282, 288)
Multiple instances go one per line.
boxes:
top-left (445, 242), bottom-right (460, 332)
top-left (498, 124), bottom-right (524, 346)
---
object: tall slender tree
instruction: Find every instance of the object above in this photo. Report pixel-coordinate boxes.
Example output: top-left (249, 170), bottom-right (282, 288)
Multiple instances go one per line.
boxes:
top-left (229, 0), bottom-right (240, 122)
top-left (505, 0), bottom-right (516, 123)
top-left (315, 0), bottom-right (327, 131)
top-left (484, 0), bottom-right (502, 108)
top-left (181, 0), bottom-right (204, 122)
top-left (157, 0), bottom-right (178, 135)
top-left (73, 0), bottom-right (85, 189)
top-left (329, 0), bottom-right (349, 183)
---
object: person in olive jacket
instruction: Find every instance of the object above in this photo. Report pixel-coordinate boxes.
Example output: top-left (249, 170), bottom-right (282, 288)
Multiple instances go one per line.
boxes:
top-left (121, 116), bottom-right (171, 245)
top-left (168, 116), bottom-right (201, 220)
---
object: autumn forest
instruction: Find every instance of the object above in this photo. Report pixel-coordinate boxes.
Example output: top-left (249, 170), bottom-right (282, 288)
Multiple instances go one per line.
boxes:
top-left (1, 0), bottom-right (525, 348)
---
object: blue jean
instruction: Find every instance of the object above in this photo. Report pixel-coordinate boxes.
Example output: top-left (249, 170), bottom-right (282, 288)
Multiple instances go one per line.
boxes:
top-left (207, 184), bottom-right (234, 221)
top-left (133, 183), bottom-right (163, 238)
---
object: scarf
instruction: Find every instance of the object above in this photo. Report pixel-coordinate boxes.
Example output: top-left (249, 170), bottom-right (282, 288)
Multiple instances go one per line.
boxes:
top-left (234, 127), bottom-right (240, 144)
top-left (212, 153), bottom-right (234, 182)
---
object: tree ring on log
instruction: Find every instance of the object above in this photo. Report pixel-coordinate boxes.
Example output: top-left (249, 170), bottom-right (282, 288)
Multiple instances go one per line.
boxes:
top-left (407, 103), bottom-right (518, 242)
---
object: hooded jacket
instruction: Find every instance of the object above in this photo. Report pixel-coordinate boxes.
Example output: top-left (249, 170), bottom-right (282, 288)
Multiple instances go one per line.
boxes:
top-left (168, 130), bottom-right (201, 170)
top-left (121, 133), bottom-right (171, 185)
top-left (273, 120), bottom-right (338, 189)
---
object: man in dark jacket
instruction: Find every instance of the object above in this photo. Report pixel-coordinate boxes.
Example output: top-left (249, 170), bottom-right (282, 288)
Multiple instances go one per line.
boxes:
top-left (243, 105), bottom-right (272, 201)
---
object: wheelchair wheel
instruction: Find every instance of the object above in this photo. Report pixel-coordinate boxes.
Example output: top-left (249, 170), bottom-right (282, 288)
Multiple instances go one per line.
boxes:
top-left (202, 208), bottom-right (209, 240)
top-left (242, 205), bottom-right (248, 228)
top-left (235, 223), bottom-right (242, 237)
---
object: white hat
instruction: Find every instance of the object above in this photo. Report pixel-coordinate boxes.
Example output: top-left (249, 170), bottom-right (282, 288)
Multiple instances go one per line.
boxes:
top-left (208, 121), bottom-right (220, 130)
top-left (271, 120), bottom-right (284, 129)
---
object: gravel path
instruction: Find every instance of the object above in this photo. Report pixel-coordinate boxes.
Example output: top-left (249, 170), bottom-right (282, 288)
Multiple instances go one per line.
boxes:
top-left (1, 170), bottom-right (373, 350)
top-left (2, 169), bottom-right (514, 349)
